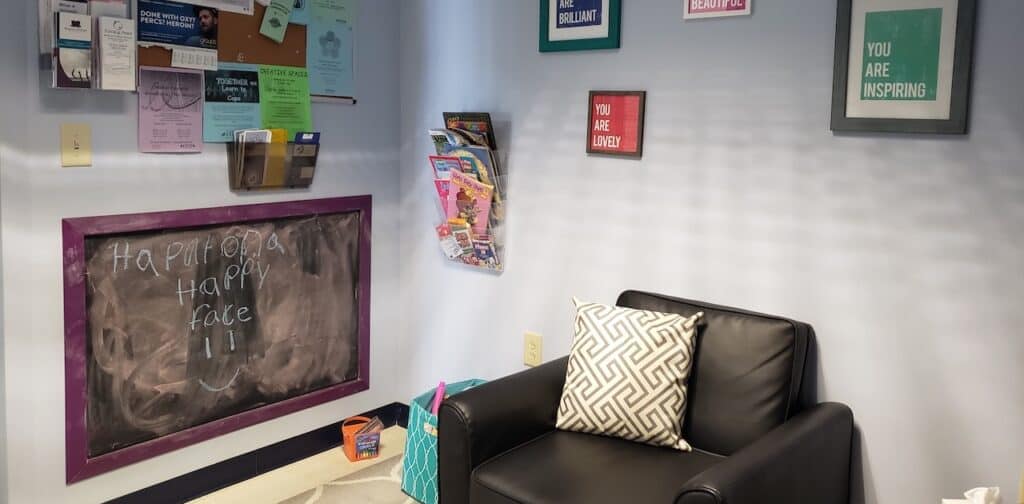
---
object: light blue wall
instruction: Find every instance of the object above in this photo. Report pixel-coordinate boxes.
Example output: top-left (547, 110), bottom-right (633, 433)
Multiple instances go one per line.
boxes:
top-left (2, 1), bottom-right (1023, 502)
top-left (0, 0), bottom-right (26, 499)
top-left (0, 1), bottom-right (401, 502)
top-left (398, 2), bottom-right (1024, 503)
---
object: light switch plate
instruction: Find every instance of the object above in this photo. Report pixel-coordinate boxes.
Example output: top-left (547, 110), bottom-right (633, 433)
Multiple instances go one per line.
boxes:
top-left (60, 123), bottom-right (92, 167)
top-left (524, 332), bottom-right (543, 367)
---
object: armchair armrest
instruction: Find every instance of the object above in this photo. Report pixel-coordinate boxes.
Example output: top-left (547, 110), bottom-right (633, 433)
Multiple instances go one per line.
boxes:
top-left (676, 402), bottom-right (853, 504)
top-left (438, 357), bottom-right (569, 504)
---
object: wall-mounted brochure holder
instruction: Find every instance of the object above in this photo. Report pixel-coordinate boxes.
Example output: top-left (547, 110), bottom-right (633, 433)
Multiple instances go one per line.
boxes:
top-left (43, 2), bottom-right (311, 86)
top-left (429, 122), bottom-right (507, 274)
top-left (228, 131), bottom-right (321, 190)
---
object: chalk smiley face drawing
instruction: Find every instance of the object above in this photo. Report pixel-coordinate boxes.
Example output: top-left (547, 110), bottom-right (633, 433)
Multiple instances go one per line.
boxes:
top-left (185, 243), bottom-right (262, 393)
top-left (179, 227), bottom-right (291, 394)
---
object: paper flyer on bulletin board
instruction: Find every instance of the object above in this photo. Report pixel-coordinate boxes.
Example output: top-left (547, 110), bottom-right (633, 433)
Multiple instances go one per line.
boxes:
top-left (137, 0), bottom-right (219, 51)
top-left (307, 0), bottom-right (356, 101)
top-left (204, 63), bottom-right (262, 143)
top-left (134, 0), bottom-right (220, 71)
top-left (259, 65), bottom-right (313, 137)
top-left (138, 66), bottom-right (205, 153)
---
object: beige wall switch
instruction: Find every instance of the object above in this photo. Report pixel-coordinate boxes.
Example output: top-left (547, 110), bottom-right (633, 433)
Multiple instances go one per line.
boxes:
top-left (60, 123), bottom-right (92, 167)
top-left (524, 332), bottom-right (543, 367)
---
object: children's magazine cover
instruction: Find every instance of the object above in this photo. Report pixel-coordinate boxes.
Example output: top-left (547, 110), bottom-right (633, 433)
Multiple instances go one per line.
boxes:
top-left (443, 145), bottom-right (504, 217)
top-left (473, 237), bottom-right (497, 267)
top-left (446, 170), bottom-right (493, 236)
top-left (443, 112), bottom-right (497, 150)
top-left (442, 146), bottom-right (498, 186)
top-left (429, 155), bottom-right (462, 179)
top-left (436, 224), bottom-right (462, 259)
top-left (434, 179), bottom-right (450, 210)
top-left (449, 221), bottom-right (475, 256)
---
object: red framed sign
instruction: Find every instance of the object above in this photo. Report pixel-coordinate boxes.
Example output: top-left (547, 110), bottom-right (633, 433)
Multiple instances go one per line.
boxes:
top-left (587, 90), bottom-right (647, 158)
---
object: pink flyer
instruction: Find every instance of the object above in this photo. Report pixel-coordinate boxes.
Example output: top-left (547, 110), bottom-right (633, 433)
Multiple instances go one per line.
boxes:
top-left (138, 66), bottom-right (204, 153)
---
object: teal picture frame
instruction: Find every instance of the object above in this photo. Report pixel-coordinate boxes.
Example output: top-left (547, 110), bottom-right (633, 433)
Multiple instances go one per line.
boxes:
top-left (540, 0), bottom-right (622, 52)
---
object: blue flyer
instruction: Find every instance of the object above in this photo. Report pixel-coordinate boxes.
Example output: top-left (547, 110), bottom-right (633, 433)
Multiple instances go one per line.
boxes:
top-left (203, 63), bottom-right (261, 143)
top-left (290, 0), bottom-right (311, 25)
top-left (307, 0), bottom-right (355, 98)
top-left (137, 0), bottom-right (219, 49)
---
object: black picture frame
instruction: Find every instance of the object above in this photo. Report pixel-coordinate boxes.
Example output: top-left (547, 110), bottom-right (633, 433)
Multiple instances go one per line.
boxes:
top-left (830, 0), bottom-right (977, 134)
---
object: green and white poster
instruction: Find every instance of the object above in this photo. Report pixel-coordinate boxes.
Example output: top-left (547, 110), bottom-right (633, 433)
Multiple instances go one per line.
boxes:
top-left (860, 8), bottom-right (941, 101)
top-left (845, 0), bottom-right (958, 120)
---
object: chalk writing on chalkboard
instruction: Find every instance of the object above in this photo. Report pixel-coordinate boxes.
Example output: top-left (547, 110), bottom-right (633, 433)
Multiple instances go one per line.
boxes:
top-left (82, 212), bottom-right (361, 458)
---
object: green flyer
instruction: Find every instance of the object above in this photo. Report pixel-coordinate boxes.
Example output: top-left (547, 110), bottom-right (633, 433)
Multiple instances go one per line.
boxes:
top-left (259, 0), bottom-right (295, 43)
top-left (258, 65), bottom-right (313, 138)
top-left (861, 8), bottom-right (942, 101)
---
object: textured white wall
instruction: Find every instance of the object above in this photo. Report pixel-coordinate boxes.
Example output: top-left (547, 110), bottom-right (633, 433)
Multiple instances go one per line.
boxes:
top-left (0, 1), bottom-right (400, 502)
top-left (398, 1), bottom-right (1024, 503)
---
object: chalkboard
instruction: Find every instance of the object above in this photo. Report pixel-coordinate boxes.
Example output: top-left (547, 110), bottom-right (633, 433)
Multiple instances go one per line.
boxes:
top-left (63, 196), bottom-right (372, 483)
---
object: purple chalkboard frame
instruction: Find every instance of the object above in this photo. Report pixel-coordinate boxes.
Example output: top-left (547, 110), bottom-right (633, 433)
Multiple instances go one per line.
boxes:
top-left (62, 196), bottom-right (373, 484)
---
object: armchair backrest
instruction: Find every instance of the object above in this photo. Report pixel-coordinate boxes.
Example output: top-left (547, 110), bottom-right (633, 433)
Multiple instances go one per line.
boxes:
top-left (616, 291), bottom-right (815, 456)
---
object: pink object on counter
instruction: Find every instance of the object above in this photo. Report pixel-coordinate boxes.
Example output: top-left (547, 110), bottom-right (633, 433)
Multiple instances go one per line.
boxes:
top-left (430, 381), bottom-right (447, 415)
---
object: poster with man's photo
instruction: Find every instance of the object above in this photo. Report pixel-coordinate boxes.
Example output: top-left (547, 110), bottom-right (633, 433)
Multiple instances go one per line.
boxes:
top-left (138, 0), bottom-right (219, 50)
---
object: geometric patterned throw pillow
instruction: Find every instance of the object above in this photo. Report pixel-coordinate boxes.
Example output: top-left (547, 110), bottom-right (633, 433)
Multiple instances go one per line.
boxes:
top-left (556, 298), bottom-right (703, 451)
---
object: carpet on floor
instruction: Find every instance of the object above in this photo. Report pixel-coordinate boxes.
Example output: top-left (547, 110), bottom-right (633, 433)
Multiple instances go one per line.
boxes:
top-left (279, 455), bottom-right (415, 504)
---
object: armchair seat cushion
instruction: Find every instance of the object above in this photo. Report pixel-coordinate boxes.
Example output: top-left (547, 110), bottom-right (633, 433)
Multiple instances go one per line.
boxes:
top-left (470, 430), bottom-right (724, 504)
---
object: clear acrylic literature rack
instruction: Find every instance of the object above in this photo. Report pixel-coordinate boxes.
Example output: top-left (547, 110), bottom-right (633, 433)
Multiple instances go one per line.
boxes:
top-left (429, 126), bottom-right (507, 274)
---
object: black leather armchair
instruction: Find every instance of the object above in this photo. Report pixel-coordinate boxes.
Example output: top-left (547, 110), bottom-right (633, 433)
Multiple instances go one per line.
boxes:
top-left (438, 291), bottom-right (853, 504)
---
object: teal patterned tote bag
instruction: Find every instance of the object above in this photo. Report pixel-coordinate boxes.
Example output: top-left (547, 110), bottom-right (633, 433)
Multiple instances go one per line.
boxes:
top-left (401, 379), bottom-right (486, 504)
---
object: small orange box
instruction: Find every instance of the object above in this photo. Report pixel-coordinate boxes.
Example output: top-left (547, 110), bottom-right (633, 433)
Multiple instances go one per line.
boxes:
top-left (342, 416), bottom-right (381, 462)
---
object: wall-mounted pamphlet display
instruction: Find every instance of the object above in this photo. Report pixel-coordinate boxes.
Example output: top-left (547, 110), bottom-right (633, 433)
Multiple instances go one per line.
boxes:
top-left (428, 113), bottom-right (507, 273)
top-left (40, 1), bottom-right (96, 67)
top-left (91, 0), bottom-right (131, 18)
top-left (53, 11), bottom-right (94, 88)
top-left (228, 129), bottom-right (321, 189)
top-left (62, 196), bottom-right (372, 482)
top-left (37, 0), bottom-right (358, 99)
top-left (96, 16), bottom-right (137, 90)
